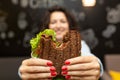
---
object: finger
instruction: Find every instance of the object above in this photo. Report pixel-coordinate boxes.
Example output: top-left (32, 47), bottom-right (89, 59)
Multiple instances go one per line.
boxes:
top-left (22, 58), bottom-right (53, 66)
top-left (65, 56), bottom-right (97, 65)
top-left (20, 66), bottom-right (51, 73)
top-left (66, 62), bottom-right (100, 71)
top-left (21, 72), bottom-right (57, 80)
top-left (69, 75), bottom-right (97, 80)
top-left (21, 72), bottom-right (50, 79)
top-left (65, 69), bottom-right (100, 76)
top-left (23, 79), bottom-right (51, 80)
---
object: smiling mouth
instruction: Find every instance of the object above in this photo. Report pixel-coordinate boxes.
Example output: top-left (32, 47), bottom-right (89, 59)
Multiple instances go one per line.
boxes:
top-left (56, 31), bottom-right (62, 34)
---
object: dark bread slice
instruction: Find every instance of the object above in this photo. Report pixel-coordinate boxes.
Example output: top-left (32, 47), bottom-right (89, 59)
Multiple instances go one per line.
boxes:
top-left (39, 30), bottom-right (81, 75)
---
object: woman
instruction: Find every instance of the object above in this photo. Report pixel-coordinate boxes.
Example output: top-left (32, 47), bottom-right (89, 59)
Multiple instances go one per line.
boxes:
top-left (19, 6), bottom-right (103, 80)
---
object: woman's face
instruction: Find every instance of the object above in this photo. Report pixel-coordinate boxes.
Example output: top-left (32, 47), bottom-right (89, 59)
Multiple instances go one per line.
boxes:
top-left (49, 11), bottom-right (69, 41)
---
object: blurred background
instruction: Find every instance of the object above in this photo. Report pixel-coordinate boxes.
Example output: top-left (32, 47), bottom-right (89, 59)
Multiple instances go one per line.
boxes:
top-left (0, 0), bottom-right (120, 80)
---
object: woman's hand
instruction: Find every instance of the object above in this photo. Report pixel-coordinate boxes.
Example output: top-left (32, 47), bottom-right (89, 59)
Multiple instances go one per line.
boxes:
top-left (19, 58), bottom-right (57, 80)
top-left (61, 56), bottom-right (100, 80)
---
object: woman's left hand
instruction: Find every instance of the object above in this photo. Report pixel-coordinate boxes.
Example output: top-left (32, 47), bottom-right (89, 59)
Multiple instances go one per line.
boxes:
top-left (61, 56), bottom-right (100, 80)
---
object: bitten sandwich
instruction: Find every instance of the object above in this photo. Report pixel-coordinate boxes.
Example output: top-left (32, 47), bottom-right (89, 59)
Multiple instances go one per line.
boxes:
top-left (30, 29), bottom-right (81, 78)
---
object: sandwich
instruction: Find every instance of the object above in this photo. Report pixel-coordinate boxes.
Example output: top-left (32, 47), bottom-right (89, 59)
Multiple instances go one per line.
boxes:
top-left (30, 29), bottom-right (81, 79)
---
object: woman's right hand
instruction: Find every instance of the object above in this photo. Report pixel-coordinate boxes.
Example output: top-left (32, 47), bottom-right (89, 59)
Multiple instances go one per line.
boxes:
top-left (19, 58), bottom-right (57, 80)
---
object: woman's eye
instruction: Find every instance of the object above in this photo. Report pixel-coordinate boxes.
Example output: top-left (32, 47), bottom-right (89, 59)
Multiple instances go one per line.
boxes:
top-left (61, 21), bottom-right (65, 23)
top-left (50, 21), bottom-right (56, 24)
top-left (61, 20), bottom-right (67, 23)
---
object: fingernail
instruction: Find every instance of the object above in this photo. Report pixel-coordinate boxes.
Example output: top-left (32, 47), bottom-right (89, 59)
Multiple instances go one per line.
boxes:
top-left (50, 66), bottom-right (56, 71)
top-left (62, 71), bottom-right (68, 75)
top-left (65, 60), bottom-right (70, 65)
top-left (47, 61), bottom-right (53, 66)
top-left (65, 75), bottom-right (71, 79)
top-left (62, 66), bottom-right (67, 71)
top-left (51, 71), bottom-right (57, 76)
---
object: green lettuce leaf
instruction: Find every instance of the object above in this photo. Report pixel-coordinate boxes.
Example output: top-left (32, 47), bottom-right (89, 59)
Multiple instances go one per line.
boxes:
top-left (53, 76), bottom-right (66, 80)
top-left (42, 29), bottom-right (56, 41)
top-left (30, 29), bottom-right (56, 57)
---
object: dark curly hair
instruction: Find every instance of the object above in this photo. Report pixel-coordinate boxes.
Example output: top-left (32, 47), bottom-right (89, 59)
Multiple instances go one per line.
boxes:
top-left (41, 5), bottom-right (79, 31)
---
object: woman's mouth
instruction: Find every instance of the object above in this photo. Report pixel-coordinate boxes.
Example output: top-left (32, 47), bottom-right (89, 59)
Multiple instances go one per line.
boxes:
top-left (56, 32), bottom-right (61, 35)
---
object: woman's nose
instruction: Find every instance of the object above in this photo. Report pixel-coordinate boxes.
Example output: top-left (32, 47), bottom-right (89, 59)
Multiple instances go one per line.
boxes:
top-left (56, 22), bottom-right (61, 28)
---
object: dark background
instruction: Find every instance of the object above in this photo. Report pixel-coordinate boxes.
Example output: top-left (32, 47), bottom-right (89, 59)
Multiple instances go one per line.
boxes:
top-left (0, 0), bottom-right (120, 69)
